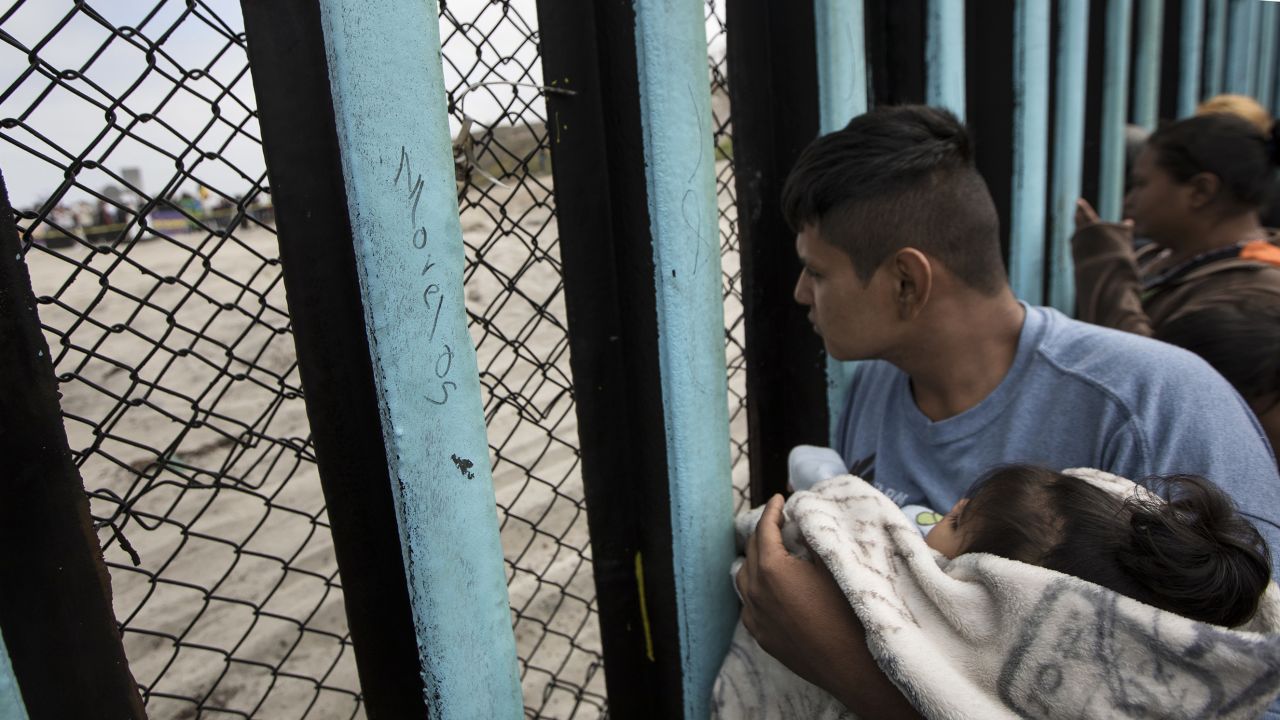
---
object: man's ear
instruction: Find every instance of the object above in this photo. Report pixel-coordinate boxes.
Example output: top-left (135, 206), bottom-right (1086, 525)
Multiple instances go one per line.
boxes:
top-left (1187, 172), bottom-right (1221, 210)
top-left (890, 248), bottom-right (932, 320)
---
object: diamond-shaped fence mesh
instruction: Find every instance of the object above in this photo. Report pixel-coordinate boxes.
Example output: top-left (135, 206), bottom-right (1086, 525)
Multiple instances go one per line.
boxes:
top-left (1, 0), bottom-right (746, 717)
top-left (1, 1), bottom-right (361, 718)
top-left (706, 0), bottom-right (751, 514)
top-left (441, 1), bottom-right (746, 715)
top-left (438, 1), bottom-right (604, 716)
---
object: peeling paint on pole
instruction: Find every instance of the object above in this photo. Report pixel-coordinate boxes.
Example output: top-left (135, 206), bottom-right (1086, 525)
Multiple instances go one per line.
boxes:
top-left (1011, 0), bottom-right (1051, 303)
top-left (632, 1), bottom-right (737, 716)
top-left (1133, 0), bottom-right (1165, 129)
top-left (1179, 0), bottom-right (1205, 117)
top-left (1256, 2), bottom-right (1278, 110)
top-left (1205, 0), bottom-right (1227, 98)
top-left (815, 0), bottom-right (869, 132)
top-left (315, 0), bottom-right (522, 716)
top-left (1049, 0), bottom-right (1089, 314)
top-left (1100, 0), bottom-right (1133, 222)
top-left (1226, 0), bottom-right (1261, 95)
top-left (927, 0), bottom-right (967, 119)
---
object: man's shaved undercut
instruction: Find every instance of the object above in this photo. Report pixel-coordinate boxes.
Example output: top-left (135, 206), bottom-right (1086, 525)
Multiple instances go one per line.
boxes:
top-left (781, 105), bottom-right (1006, 295)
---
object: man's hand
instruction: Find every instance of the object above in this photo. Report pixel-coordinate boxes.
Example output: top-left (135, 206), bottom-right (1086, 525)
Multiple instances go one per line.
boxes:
top-left (735, 495), bottom-right (921, 718)
top-left (735, 495), bottom-right (857, 685)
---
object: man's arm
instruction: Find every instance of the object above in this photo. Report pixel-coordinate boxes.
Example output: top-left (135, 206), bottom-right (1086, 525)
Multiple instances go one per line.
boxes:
top-left (1071, 200), bottom-right (1154, 336)
top-left (735, 496), bottom-right (922, 719)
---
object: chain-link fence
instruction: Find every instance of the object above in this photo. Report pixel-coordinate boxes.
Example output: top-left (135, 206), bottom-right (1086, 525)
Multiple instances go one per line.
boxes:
top-left (438, 1), bottom-right (604, 716)
top-left (1, 1), bottom-right (361, 718)
top-left (441, 1), bottom-right (747, 715)
top-left (706, 0), bottom-right (751, 514)
top-left (2, 0), bottom-right (746, 717)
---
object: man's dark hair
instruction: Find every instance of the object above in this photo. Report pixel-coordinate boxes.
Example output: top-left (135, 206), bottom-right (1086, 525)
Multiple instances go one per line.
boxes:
top-left (1147, 113), bottom-right (1276, 208)
top-left (781, 105), bottom-right (1006, 294)
top-left (958, 465), bottom-right (1271, 627)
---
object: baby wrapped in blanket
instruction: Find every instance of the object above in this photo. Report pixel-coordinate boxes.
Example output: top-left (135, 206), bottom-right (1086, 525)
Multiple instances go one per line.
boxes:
top-left (715, 459), bottom-right (1280, 719)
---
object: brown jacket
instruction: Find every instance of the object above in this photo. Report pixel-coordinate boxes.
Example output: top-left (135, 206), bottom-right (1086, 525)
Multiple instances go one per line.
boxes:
top-left (1072, 224), bottom-right (1280, 336)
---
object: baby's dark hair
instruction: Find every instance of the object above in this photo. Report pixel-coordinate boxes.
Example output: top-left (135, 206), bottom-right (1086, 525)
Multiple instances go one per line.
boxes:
top-left (955, 465), bottom-right (1271, 627)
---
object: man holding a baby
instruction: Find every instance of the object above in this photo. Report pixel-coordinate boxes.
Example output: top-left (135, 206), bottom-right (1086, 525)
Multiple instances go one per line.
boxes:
top-left (731, 105), bottom-right (1280, 718)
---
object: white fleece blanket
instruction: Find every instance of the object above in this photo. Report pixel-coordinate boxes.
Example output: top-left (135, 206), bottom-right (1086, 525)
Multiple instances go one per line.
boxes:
top-left (713, 471), bottom-right (1280, 719)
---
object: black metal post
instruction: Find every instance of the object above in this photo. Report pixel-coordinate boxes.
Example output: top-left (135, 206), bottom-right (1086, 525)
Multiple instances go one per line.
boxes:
top-left (0, 170), bottom-right (147, 719)
top-left (966, 0), bottom-right (1019, 264)
top-left (1159, 0), bottom-right (1191, 121)
top-left (724, 1), bottom-right (829, 503)
top-left (239, 3), bottom-right (428, 717)
top-left (534, 0), bottom-right (685, 715)
top-left (1081, 0), bottom-right (1110, 211)
top-left (1044, 0), bottom-right (1063, 295)
top-left (867, 0), bottom-right (928, 106)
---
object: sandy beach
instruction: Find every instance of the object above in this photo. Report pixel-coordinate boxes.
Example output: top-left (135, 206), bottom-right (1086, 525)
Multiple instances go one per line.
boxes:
top-left (20, 160), bottom-right (748, 718)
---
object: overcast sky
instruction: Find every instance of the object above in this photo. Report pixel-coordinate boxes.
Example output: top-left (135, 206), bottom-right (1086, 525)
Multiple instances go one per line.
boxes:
top-left (0, 0), bottom-right (725, 211)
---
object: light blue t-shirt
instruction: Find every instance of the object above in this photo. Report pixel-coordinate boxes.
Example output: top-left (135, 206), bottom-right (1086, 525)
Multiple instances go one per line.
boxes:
top-left (835, 304), bottom-right (1280, 566)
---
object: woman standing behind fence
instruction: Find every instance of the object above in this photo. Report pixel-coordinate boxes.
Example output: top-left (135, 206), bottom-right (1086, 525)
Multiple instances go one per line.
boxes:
top-left (1195, 95), bottom-right (1280, 228)
top-left (1071, 112), bottom-right (1280, 337)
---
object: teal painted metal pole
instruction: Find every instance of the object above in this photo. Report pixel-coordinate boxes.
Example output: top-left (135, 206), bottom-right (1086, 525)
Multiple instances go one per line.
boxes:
top-left (1274, 1), bottom-right (1280, 117)
top-left (1226, 0), bottom-right (1260, 95)
top-left (1049, 0), bottom-right (1090, 314)
top-left (1179, 0), bottom-right (1205, 116)
top-left (815, 0), bottom-right (869, 129)
top-left (1205, 0), bottom-right (1227, 97)
top-left (927, 0), bottom-right (967, 119)
top-left (632, 3), bottom-right (737, 717)
top-left (1100, 0), bottom-right (1133, 222)
top-left (0, 630), bottom-right (28, 720)
top-left (1273, 5), bottom-right (1280, 117)
top-left (314, 0), bottom-right (522, 716)
top-left (814, 0), bottom-right (869, 445)
top-left (1133, 0), bottom-right (1165, 128)
top-left (1257, 2), bottom-right (1278, 110)
top-left (1010, 0), bottom-right (1050, 303)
